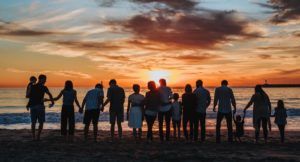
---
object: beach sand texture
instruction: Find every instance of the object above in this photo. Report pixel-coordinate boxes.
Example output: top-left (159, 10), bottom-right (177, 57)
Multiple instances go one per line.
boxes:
top-left (0, 129), bottom-right (299, 162)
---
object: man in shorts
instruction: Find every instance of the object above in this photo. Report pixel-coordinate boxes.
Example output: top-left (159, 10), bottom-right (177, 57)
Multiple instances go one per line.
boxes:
top-left (103, 79), bottom-right (125, 140)
top-left (28, 74), bottom-right (54, 141)
top-left (81, 84), bottom-right (104, 142)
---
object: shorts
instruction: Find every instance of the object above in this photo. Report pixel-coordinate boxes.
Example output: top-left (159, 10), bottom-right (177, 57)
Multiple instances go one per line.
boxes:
top-left (30, 105), bottom-right (46, 124)
top-left (83, 109), bottom-right (100, 125)
top-left (110, 110), bottom-right (124, 124)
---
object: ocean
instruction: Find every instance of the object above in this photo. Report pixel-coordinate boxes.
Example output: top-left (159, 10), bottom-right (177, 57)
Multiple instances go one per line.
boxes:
top-left (0, 87), bottom-right (299, 130)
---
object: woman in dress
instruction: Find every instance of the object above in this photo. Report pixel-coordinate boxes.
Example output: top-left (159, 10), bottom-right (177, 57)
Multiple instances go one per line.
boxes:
top-left (144, 81), bottom-right (161, 142)
top-left (47, 80), bottom-right (81, 141)
top-left (244, 85), bottom-right (271, 143)
top-left (127, 84), bottom-right (145, 139)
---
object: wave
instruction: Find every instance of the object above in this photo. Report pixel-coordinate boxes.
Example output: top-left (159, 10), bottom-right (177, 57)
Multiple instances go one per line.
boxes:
top-left (0, 108), bottom-right (299, 125)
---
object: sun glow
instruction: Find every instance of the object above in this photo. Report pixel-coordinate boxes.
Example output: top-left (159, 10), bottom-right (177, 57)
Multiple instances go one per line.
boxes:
top-left (148, 70), bottom-right (170, 84)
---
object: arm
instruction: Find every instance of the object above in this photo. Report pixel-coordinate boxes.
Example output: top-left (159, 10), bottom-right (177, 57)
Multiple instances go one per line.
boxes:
top-left (74, 91), bottom-right (81, 109)
top-left (206, 90), bottom-right (211, 108)
top-left (266, 95), bottom-right (272, 116)
top-left (45, 88), bottom-right (54, 106)
top-left (127, 99), bottom-right (131, 121)
top-left (242, 111), bottom-right (246, 122)
top-left (213, 89), bottom-right (218, 112)
top-left (52, 90), bottom-right (63, 101)
top-left (230, 89), bottom-right (237, 114)
top-left (80, 97), bottom-right (86, 113)
top-left (244, 95), bottom-right (254, 113)
top-left (102, 88), bottom-right (111, 107)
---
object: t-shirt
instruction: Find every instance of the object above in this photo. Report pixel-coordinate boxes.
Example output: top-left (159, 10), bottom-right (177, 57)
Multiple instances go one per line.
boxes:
top-left (214, 86), bottom-right (236, 113)
top-left (107, 85), bottom-right (125, 112)
top-left (250, 93), bottom-right (270, 119)
top-left (182, 93), bottom-right (197, 117)
top-left (193, 87), bottom-right (211, 113)
top-left (172, 101), bottom-right (182, 121)
top-left (84, 88), bottom-right (104, 110)
top-left (158, 86), bottom-right (172, 112)
top-left (128, 93), bottom-right (144, 107)
top-left (62, 89), bottom-right (76, 106)
top-left (29, 83), bottom-right (50, 107)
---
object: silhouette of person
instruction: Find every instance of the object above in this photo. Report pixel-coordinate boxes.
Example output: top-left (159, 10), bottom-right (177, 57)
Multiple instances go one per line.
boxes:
top-left (244, 85), bottom-right (271, 143)
top-left (26, 76), bottom-right (37, 110)
top-left (193, 80), bottom-right (211, 142)
top-left (103, 79), bottom-right (125, 140)
top-left (271, 100), bottom-right (287, 143)
top-left (81, 83), bottom-right (104, 142)
top-left (127, 84), bottom-right (144, 139)
top-left (157, 79), bottom-right (173, 142)
top-left (182, 84), bottom-right (197, 141)
top-left (46, 80), bottom-right (81, 141)
top-left (144, 81), bottom-right (160, 142)
top-left (28, 74), bottom-right (54, 141)
top-left (213, 80), bottom-right (236, 143)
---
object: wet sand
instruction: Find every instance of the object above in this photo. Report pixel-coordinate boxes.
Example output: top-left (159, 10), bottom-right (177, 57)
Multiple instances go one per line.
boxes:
top-left (0, 129), bottom-right (299, 162)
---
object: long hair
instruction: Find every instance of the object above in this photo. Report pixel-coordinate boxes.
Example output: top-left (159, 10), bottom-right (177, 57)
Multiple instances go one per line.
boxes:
top-left (277, 100), bottom-right (284, 109)
top-left (185, 84), bottom-right (192, 93)
top-left (64, 80), bottom-right (73, 91)
top-left (148, 81), bottom-right (156, 91)
top-left (255, 85), bottom-right (267, 100)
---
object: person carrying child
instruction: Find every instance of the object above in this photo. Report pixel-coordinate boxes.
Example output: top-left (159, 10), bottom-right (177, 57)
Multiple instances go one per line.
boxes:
top-left (26, 76), bottom-right (37, 110)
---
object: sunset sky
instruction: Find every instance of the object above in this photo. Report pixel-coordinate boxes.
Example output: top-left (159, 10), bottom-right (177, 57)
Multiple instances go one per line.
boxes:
top-left (0, 0), bottom-right (300, 87)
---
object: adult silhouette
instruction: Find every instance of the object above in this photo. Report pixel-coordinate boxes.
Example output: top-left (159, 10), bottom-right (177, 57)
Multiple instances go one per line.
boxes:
top-left (49, 80), bottom-right (81, 141)
top-left (193, 80), bottom-right (211, 142)
top-left (144, 81), bottom-right (160, 142)
top-left (103, 79), bottom-right (125, 140)
top-left (244, 85), bottom-right (271, 143)
top-left (28, 74), bottom-right (54, 141)
top-left (157, 79), bottom-right (173, 142)
top-left (213, 80), bottom-right (236, 143)
top-left (81, 83), bottom-right (104, 141)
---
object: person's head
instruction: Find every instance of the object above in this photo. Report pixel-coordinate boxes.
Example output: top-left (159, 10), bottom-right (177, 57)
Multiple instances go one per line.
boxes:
top-left (173, 93), bottom-right (179, 101)
top-left (133, 84), bottom-right (140, 93)
top-left (109, 79), bottom-right (117, 86)
top-left (277, 100), bottom-right (284, 109)
top-left (236, 115), bottom-right (242, 122)
top-left (29, 76), bottom-right (37, 83)
top-left (221, 80), bottom-right (228, 86)
top-left (159, 78), bottom-right (166, 87)
top-left (95, 83), bottom-right (103, 89)
top-left (147, 81), bottom-right (156, 91)
top-left (185, 84), bottom-right (192, 93)
top-left (255, 85), bottom-right (265, 94)
top-left (38, 74), bottom-right (47, 84)
top-left (64, 80), bottom-right (73, 91)
top-left (196, 80), bottom-right (203, 88)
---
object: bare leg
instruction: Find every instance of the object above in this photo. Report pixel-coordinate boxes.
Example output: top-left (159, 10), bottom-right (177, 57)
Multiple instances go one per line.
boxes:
top-left (36, 123), bottom-right (43, 141)
top-left (111, 122), bottom-right (115, 140)
top-left (93, 124), bottom-right (98, 142)
top-left (117, 122), bottom-right (122, 139)
top-left (84, 124), bottom-right (90, 141)
top-left (31, 123), bottom-right (36, 140)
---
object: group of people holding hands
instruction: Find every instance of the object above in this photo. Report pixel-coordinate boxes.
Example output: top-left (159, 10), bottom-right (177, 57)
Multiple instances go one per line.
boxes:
top-left (26, 74), bottom-right (288, 143)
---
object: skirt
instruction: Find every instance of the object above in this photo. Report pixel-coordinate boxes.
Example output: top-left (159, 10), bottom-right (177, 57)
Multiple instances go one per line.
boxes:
top-left (128, 106), bottom-right (143, 128)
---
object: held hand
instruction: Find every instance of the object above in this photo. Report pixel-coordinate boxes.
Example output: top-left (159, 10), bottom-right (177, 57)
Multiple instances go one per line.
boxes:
top-left (49, 103), bottom-right (54, 108)
top-left (79, 108), bottom-right (83, 114)
top-left (26, 106), bottom-right (29, 111)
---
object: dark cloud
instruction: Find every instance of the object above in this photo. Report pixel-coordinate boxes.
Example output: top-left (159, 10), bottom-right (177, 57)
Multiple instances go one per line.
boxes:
top-left (172, 54), bottom-right (218, 63)
top-left (53, 41), bottom-right (122, 51)
top-left (257, 0), bottom-right (300, 24)
top-left (258, 54), bottom-right (272, 59)
top-left (95, 0), bottom-right (198, 10)
top-left (115, 10), bottom-right (261, 49)
top-left (0, 20), bottom-right (65, 37)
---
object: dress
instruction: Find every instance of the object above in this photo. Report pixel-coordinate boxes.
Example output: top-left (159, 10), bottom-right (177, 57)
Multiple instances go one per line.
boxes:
top-left (128, 93), bottom-right (145, 128)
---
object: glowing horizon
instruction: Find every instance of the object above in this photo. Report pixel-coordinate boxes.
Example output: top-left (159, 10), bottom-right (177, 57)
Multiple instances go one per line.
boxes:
top-left (0, 0), bottom-right (300, 88)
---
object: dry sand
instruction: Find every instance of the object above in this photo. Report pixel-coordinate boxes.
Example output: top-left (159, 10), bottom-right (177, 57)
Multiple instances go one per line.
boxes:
top-left (0, 129), bottom-right (299, 162)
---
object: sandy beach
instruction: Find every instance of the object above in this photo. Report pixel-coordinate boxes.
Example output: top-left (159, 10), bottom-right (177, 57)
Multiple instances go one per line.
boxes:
top-left (0, 129), bottom-right (299, 162)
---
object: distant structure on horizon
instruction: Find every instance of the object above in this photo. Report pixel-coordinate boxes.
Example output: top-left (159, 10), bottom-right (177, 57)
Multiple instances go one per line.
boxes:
top-left (261, 80), bottom-right (300, 88)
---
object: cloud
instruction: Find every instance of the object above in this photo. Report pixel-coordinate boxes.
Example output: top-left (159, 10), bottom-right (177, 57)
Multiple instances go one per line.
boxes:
top-left (172, 54), bottom-right (219, 63)
top-left (257, 0), bottom-right (300, 24)
top-left (277, 68), bottom-right (300, 75)
top-left (258, 54), bottom-right (272, 59)
top-left (108, 9), bottom-right (262, 50)
top-left (0, 20), bottom-right (66, 37)
top-left (6, 68), bottom-right (92, 79)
